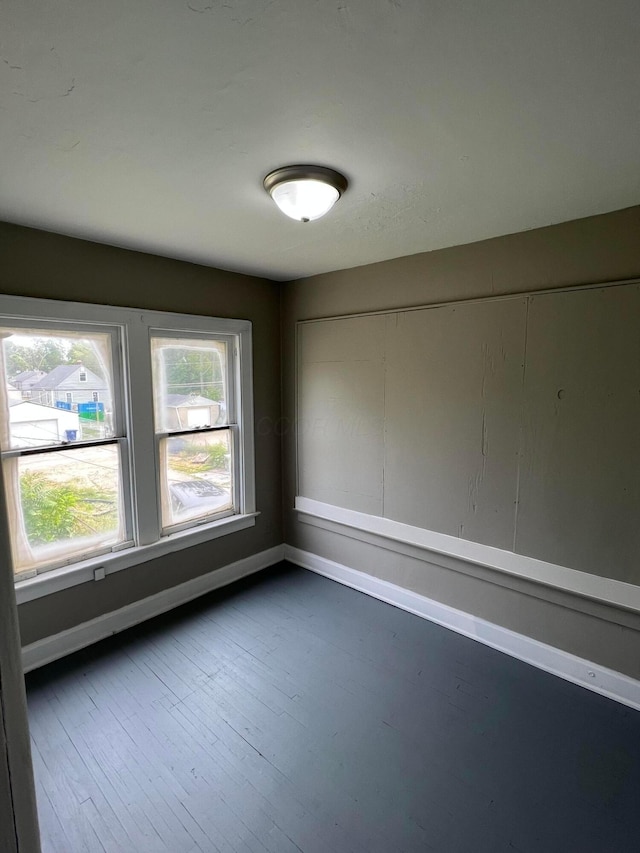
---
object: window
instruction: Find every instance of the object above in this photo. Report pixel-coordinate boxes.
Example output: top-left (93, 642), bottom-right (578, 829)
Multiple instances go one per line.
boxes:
top-left (79, 371), bottom-right (87, 382)
top-left (151, 335), bottom-right (234, 532)
top-left (0, 295), bottom-right (255, 588)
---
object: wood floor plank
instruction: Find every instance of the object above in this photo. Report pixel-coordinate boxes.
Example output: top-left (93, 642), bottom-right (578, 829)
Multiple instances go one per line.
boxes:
top-left (27, 562), bottom-right (640, 853)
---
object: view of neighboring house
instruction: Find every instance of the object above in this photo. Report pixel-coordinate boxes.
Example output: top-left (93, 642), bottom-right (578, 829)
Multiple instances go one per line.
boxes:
top-left (8, 400), bottom-right (80, 448)
top-left (10, 369), bottom-right (47, 398)
top-left (165, 393), bottom-right (222, 429)
top-left (29, 363), bottom-right (109, 408)
top-left (6, 382), bottom-right (21, 403)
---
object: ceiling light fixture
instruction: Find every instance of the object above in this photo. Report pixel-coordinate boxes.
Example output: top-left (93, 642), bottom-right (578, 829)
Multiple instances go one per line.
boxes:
top-left (263, 165), bottom-right (348, 223)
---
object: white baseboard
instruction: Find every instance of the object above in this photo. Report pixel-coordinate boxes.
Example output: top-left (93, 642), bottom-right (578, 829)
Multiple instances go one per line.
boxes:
top-left (22, 540), bottom-right (640, 713)
top-left (22, 545), bottom-right (285, 673)
top-left (284, 545), bottom-right (640, 712)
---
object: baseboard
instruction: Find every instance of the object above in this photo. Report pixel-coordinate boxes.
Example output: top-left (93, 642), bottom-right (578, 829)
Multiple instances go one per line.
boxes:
top-left (22, 545), bottom-right (285, 673)
top-left (284, 545), bottom-right (640, 712)
top-left (22, 540), bottom-right (640, 712)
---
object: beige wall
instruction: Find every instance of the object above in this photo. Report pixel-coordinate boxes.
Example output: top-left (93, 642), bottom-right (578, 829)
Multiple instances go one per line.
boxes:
top-left (283, 206), bottom-right (640, 678)
top-left (0, 222), bottom-right (283, 645)
top-left (297, 284), bottom-right (640, 582)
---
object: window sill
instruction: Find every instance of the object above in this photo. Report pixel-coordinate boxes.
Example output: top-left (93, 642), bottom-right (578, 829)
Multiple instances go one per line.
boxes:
top-left (14, 512), bottom-right (259, 605)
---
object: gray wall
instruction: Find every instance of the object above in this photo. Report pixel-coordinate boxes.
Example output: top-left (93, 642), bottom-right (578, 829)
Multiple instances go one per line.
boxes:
top-left (0, 222), bottom-right (283, 645)
top-left (297, 285), bottom-right (640, 582)
top-left (283, 206), bottom-right (640, 679)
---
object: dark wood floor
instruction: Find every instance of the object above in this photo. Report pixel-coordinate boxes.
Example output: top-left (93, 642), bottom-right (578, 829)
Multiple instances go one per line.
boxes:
top-left (26, 562), bottom-right (640, 853)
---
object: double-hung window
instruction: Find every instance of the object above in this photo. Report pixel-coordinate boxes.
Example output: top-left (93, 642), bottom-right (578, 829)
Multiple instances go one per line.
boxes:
top-left (150, 332), bottom-right (237, 533)
top-left (0, 295), bottom-right (255, 595)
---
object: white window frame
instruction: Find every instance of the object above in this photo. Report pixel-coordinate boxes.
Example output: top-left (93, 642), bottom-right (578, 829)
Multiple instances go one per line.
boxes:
top-left (0, 317), bottom-right (133, 572)
top-left (150, 329), bottom-right (238, 535)
top-left (0, 295), bottom-right (256, 605)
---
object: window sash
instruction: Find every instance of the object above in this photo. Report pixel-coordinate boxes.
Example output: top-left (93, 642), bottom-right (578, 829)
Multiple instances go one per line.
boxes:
top-left (0, 320), bottom-right (133, 578)
top-left (150, 331), bottom-right (239, 535)
top-left (2, 439), bottom-right (134, 578)
top-left (149, 329), bottom-right (236, 431)
top-left (0, 317), bottom-right (127, 440)
top-left (0, 430), bottom-right (134, 578)
top-left (157, 428), bottom-right (236, 534)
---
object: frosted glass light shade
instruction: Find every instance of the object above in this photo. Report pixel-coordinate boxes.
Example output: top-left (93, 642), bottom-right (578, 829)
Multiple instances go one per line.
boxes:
top-left (264, 165), bottom-right (348, 223)
top-left (271, 179), bottom-right (339, 222)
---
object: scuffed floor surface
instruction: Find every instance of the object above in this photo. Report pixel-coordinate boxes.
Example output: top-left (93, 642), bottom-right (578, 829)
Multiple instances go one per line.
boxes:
top-left (27, 562), bottom-right (640, 852)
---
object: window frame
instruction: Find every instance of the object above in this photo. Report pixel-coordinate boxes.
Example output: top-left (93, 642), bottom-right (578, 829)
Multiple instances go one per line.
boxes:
top-left (0, 294), bottom-right (256, 605)
top-left (0, 317), bottom-right (133, 575)
top-left (149, 328), bottom-right (239, 535)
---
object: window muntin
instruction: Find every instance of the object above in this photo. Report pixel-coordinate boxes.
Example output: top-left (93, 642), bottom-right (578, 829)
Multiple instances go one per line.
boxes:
top-left (151, 334), bottom-right (236, 532)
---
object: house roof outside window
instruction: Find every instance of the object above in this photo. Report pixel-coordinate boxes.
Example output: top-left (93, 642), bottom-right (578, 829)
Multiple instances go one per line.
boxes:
top-left (165, 394), bottom-right (220, 408)
top-left (31, 364), bottom-right (107, 391)
top-left (10, 369), bottom-right (46, 389)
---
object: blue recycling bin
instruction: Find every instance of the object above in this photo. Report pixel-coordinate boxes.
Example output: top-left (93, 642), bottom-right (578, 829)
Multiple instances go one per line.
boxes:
top-left (64, 429), bottom-right (77, 442)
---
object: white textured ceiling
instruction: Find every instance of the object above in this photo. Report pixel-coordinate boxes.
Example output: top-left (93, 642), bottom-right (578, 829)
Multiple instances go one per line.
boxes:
top-left (1, 1), bottom-right (639, 280)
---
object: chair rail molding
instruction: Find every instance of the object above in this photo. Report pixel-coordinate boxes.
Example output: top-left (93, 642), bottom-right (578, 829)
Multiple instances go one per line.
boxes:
top-left (294, 497), bottom-right (640, 615)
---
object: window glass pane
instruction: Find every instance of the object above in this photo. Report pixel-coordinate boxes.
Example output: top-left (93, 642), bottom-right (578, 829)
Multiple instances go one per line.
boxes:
top-left (150, 337), bottom-right (227, 433)
top-left (0, 328), bottom-right (116, 449)
top-left (6, 444), bottom-right (125, 575)
top-left (160, 430), bottom-right (232, 528)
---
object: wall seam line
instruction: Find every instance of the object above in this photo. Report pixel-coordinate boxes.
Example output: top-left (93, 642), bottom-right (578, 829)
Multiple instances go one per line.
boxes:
top-left (382, 316), bottom-right (388, 518)
top-left (513, 296), bottom-right (530, 552)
